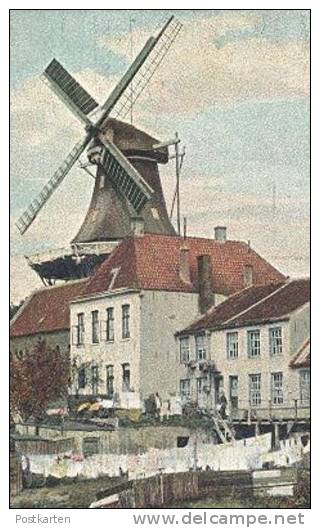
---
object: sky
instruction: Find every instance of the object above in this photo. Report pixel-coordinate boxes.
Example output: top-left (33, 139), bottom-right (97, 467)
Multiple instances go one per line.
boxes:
top-left (10, 9), bottom-right (310, 303)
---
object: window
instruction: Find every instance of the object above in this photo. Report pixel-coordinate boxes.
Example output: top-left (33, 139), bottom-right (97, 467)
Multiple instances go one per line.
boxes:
top-left (106, 308), bottom-right (114, 342)
top-left (91, 366), bottom-right (99, 395)
top-left (122, 363), bottom-right (130, 392)
top-left (227, 332), bottom-right (238, 359)
top-left (122, 304), bottom-right (130, 339)
top-left (249, 374), bottom-right (261, 406)
top-left (269, 327), bottom-right (282, 356)
top-left (78, 368), bottom-right (86, 389)
top-left (106, 365), bottom-right (114, 398)
top-left (77, 313), bottom-right (85, 346)
top-left (197, 377), bottom-right (207, 394)
top-left (271, 372), bottom-right (283, 405)
top-left (299, 369), bottom-right (310, 405)
top-left (180, 379), bottom-right (191, 399)
top-left (247, 330), bottom-right (260, 357)
top-left (180, 337), bottom-right (190, 363)
top-left (195, 334), bottom-right (207, 360)
top-left (91, 310), bottom-right (99, 344)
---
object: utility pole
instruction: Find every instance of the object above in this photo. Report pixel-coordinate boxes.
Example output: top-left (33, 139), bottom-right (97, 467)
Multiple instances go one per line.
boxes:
top-left (169, 143), bottom-right (185, 223)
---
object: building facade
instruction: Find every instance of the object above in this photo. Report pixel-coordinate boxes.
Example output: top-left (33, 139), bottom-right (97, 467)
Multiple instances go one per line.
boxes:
top-left (176, 279), bottom-right (310, 420)
top-left (68, 229), bottom-right (285, 407)
top-left (70, 288), bottom-right (199, 407)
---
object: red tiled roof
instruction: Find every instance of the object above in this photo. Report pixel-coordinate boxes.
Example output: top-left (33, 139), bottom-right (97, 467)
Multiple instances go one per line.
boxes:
top-left (10, 280), bottom-right (88, 338)
top-left (180, 278), bottom-right (310, 334)
top-left (84, 233), bottom-right (285, 297)
top-left (180, 281), bottom-right (286, 334)
top-left (290, 339), bottom-right (310, 369)
top-left (229, 278), bottom-right (310, 328)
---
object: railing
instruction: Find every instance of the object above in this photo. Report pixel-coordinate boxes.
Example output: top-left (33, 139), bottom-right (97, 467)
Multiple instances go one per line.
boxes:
top-left (180, 395), bottom-right (310, 421)
top-left (26, 241), bottom-right (119, 265)
top-left (229, 399), bottom-right (310, 422)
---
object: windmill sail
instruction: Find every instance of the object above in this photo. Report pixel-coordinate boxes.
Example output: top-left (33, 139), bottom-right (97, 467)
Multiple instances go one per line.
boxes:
top-left (97, 37), bottom-right (156, 120)
top-left (110, 16), bottom-right (182, 121)
top-left (16, 137), bottom-right (90, 235)
top-left (99, 136), bottom-right (153, 212)
top-left (16, 16), bottom-right (182, 235)
top-left (43, 59), bottom-right (99, 126)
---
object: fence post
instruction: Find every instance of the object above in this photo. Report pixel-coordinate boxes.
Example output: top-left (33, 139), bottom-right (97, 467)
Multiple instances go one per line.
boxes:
top-left (160, 472), bottom-right (164, 505)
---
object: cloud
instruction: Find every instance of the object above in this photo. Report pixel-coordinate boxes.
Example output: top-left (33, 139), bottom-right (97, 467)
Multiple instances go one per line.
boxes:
top-left (10, 255), bottom-right (43, 304)
top-left (10, 11), bottom-right (309, 301)
top-left (98, 12), bottom-right (309, 119)
top-left (175, 172), bottom-right (309, 278)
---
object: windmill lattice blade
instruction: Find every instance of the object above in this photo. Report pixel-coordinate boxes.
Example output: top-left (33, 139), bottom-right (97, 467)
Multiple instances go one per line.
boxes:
top-left (111, 17), bottom-right (183, 121)
top-left (97, 37), bottom-right (156, 123)
top-left (16, 137), bottom-right (90, 235)
top-left (99, 136), bottom-right (153, 212)
top-left (43, 59), bottom-right (98, 125)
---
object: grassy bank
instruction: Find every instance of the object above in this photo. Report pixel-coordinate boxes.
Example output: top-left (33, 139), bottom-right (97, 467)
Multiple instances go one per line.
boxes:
top-left (10, 475), bottom-right (122, 509)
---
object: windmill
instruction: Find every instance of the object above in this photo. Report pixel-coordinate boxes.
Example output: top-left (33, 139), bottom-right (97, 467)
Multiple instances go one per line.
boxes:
top-left (16, 16), bottom-right (183, 283)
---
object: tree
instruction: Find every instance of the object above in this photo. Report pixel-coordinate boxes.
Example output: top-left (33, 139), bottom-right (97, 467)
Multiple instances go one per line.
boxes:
top-left (10, 340), bottom-right (69, 423)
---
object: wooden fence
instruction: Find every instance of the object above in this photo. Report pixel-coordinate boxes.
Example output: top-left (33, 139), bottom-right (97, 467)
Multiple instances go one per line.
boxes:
top-left (14, 436), bottom-right (75, 455)
top-left (94, 470), bottom-right (254, 508)
top-left (10, 453), bottom-right (23, 496)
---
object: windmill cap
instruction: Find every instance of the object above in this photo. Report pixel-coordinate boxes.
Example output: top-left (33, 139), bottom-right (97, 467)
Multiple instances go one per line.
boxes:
top-left (97, 118), bottom-right (168, 164)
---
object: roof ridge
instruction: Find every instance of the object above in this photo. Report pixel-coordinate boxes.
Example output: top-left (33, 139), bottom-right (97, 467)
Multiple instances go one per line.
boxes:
top-left (140, 232), bottom-right (247, 244)
top-left (186, 282), bottom-right (268, 327)
top-left (248, 245), bottom-right (288, 279)
top-left (223, 280), bottom-right (290, 326)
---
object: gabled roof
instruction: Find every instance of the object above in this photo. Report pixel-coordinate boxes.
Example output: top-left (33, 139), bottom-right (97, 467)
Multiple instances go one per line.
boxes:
top-left (179, 278), bottom-right (310, 334)
top-left (10, 280), bottom-right (88, 338)
top-left (82, 233), bottom-right (285, 298)
top-left (290, 339), bottom-right (310, 369)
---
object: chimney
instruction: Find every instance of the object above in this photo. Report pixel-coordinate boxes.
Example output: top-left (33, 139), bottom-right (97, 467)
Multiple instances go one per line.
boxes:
top-left (179, 245), bottom-right (191, 283)
top-left (244, 265), bottom-right (253, 287)
top-left (197, 255), bottom-right (215, 313)
top-left (214, 226), bottom-right (227, 242)
top-left (130, 217), bottom-right (144, 237)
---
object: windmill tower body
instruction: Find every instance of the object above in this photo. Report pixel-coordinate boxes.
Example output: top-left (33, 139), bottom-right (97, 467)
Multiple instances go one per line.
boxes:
top-left (74, 119), bottom-right (175, 244)
top-left (28, 120), bottom-right (176, 283)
